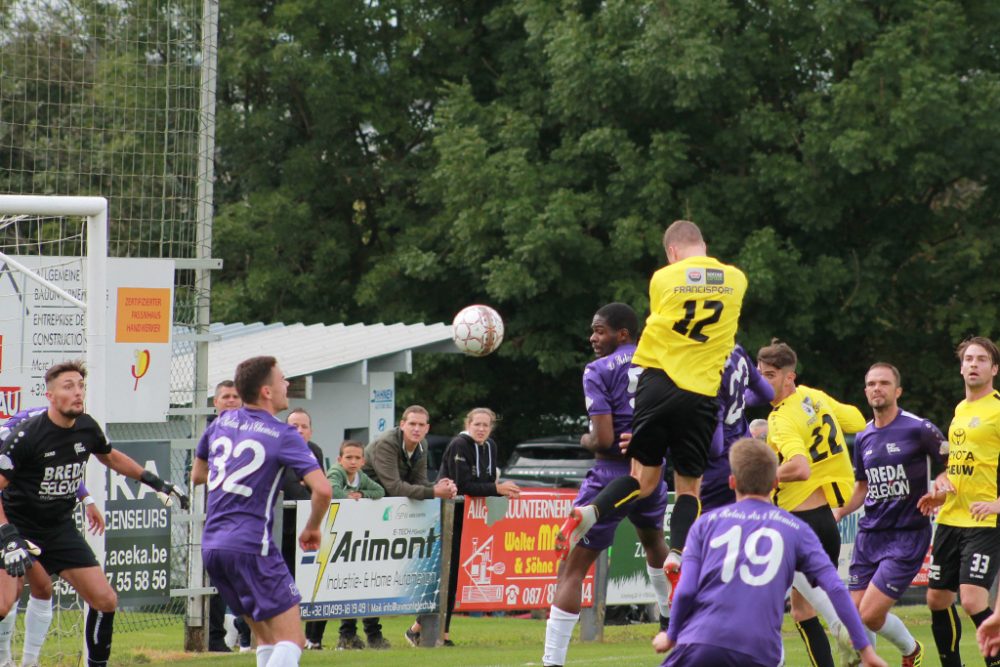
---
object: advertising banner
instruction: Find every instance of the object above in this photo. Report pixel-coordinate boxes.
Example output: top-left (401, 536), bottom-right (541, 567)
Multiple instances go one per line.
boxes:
top-left (455, 490), bottom-right (594, 611)
top-left (606, 492), bottom-right (673, 605)
top-left (103, 441), bottom-right (172, 608)
top-left (295, 498), bottom-right (441, 619)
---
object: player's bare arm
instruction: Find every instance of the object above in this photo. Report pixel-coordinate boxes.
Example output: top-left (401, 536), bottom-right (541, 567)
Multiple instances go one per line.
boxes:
top-left (299, 469), bottom-right (332, 551)
top-left (970, 497), bottom-right (1000, 520)
top-left (776, 453), bottom-right (810, 482)
top-left (832, 480), bottom-right (867, 522)
top-left (580, 414), bottom-right (614, 453)
top-left (190, 457), bottom-right (208, 486)
top-left (95, 450), bottom-right (189, 509)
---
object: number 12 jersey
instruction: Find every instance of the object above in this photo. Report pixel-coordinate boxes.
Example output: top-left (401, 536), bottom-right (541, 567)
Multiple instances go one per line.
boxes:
top-left (196, 407), bottom-right (321, 556)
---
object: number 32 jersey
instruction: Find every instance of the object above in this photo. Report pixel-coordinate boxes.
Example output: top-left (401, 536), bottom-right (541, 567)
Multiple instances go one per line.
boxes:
top-left (767, 385), bottom-right (866, 511)
top-left (632, 255), bottom-right (747, 397)
top-left (196, 407), bottom-right (320, 556)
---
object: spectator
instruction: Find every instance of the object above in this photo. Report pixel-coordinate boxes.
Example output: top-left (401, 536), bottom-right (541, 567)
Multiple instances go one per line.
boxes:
top-left (208, 380), bottom-right (241, 653)
top-left (353, 406), bottom-right (457, 650)
top-left (406, 408), bottom-right (519, 647)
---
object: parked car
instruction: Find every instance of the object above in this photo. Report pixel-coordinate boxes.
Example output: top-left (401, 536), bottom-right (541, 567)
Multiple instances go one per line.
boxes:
top-left (501, 435), bottom-right (594, 488)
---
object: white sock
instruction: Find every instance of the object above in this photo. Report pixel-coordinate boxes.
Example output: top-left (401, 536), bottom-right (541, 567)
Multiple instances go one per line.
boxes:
top-left (256, 644), bottom-right (274, 667)
top-left (877, 612), bottom-right (915, 654)
top-left (646, 563), bottom-right (671, 618)
top-left (793, 572), bottom-right (841, 630)
top-left (267, 640), bottom-right (302, 666)
top-left (0, 603), bottom-right (18, 662)
top-left (665, 550), bottom-right (682, 570)
top-left (542, 605), bottom-right (579, 666)
top-left (21, 596), bottom-right (52, 665)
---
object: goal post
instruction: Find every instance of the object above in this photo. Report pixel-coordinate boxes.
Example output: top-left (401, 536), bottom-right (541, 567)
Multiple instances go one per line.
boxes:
top-left (0, 195), bottom-right (109, 429)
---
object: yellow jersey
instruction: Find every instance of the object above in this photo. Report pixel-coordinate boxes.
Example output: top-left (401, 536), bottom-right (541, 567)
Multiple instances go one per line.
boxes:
top-left (937, 391), bottom-right (1000, 528)
top-left (767, 385), bottom-right (866, 511)
top-left (632, 255), bottom-right (747, 396)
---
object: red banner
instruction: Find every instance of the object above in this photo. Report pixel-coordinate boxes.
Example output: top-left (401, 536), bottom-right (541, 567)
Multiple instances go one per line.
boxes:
top-left (454, 490), bottom-right (595, 611)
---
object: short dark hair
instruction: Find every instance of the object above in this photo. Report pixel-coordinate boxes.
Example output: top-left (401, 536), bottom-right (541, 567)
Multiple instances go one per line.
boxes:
top-left (957, 336), bottom-right (1000, 367)
top-left (214, 380), bottom-right (236, 395)
top-left (866, 362), bottom-right (901, 387)
top-left (757, 339), bottom-right (797, 370)
top-left (234, 356), bottom-right (277, 404)
top-left (662, 220), bottom-right (703, 250)
top-left (45, 360), bottom-right (86, 385)
top-left (729, 438), bottom-right (778, 496)
top-left (287, 407), bottom-right (311, 425)
top-left (339, 440), bottom-right (364, 456)
top-left (594, 303), bottom-right (639, 340)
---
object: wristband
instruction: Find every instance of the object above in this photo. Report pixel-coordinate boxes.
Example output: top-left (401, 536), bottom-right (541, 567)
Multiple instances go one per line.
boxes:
top-left (82, 496), bottom-right (96, 507)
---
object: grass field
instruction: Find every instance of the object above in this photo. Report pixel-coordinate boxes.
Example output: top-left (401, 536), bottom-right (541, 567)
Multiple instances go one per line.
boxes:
top-left (30, 603), bottom-right (988, 666)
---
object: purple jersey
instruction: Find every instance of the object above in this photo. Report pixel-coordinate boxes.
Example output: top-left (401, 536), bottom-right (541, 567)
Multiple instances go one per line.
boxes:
top-left (853, 409), bottom-right (945, 532)
top-left (583, 342), bottom-right (638, 450)
top-left (668, 498), bottom-right (869, 666)
top-left (196, 407), bottom-right (320, 556)
top-left (708, 344), bottom-right (773, 458)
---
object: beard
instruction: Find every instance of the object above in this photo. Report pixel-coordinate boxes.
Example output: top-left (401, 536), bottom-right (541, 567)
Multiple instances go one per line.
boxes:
top-left (59, 405), bottom-right (84, 419)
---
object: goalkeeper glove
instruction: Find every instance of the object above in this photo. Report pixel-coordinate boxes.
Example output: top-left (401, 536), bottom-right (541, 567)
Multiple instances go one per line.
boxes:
top-left (140, 470), bottom-right (190, 510)
top-left (0, 523), bottom-right (39, 578)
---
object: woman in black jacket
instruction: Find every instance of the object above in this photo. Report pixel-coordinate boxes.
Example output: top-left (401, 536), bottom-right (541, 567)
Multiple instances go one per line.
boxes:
top-left (405, 408), bottom-right (519, 646)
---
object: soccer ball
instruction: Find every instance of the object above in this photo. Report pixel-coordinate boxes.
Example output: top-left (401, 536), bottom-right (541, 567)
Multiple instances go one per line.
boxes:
top-left (452, 305), bottom-right (504, 357)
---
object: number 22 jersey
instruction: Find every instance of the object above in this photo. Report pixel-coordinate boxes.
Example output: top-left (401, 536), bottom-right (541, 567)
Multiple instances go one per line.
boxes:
top-left (196, 407), bottom-right (320, 555)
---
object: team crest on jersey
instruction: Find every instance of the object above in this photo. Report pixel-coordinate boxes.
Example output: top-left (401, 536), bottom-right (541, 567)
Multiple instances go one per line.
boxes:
top-left (800, 397), bottom-right (817, 422)
top-left (886, 442), bottom-right (900, 454)
top-left (970, 416), bottom-right (981, 428)
top-left (73, 443), bottom-right (86, 455)
top-left (705, 269), bottom-right (724, 285)
top-left (686, 269), bottom-right (705, 285)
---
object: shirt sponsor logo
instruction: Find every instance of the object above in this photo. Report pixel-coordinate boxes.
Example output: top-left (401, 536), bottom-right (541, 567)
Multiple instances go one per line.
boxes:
top-left (686, 269), bottom-right (705, 285)
top-left (706, 269), bottom-right (724, 285)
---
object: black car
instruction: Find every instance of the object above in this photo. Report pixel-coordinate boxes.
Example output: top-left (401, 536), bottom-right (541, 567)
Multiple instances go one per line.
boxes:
top-left (501, 436), bottom-right (594, 488)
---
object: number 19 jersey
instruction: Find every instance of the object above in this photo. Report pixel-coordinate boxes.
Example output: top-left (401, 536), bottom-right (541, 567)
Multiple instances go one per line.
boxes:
top-left (632, 255), bottom-right (747, 397)
top-left (196, 407), bottom-right (321, 555)
top-left (767, 385), bottom-right (866, 511)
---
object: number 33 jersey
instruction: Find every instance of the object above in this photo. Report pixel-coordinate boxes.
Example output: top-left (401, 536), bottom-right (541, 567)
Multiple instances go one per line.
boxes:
top-left (196, 407), bottom-right (320, 555)
top-left (767, 385), bottom-right (866, 511)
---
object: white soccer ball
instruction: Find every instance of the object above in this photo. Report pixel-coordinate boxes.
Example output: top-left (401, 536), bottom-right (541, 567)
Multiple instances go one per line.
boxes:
top-left (452, 305), bottom-right (504, 357)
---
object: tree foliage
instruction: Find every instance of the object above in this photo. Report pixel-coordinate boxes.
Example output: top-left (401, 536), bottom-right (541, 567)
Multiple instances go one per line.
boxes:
top-left (214, 0), bottom-right (1000, 447)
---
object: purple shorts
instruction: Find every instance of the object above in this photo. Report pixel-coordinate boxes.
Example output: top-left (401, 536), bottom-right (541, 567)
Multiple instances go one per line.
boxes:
top-left (574, 459), bottom-right (667, 551)
top-left (699, 456), bottom-right (735, 511)
top-left (663, 642), bottom-right (767, 667)
top-left (204, 548), bottom-right (302, 622)
top-left (848, 527), bottom-right (930, 599)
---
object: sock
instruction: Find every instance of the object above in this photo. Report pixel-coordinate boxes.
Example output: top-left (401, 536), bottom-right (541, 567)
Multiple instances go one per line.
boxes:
top-left (669, 494), bottom-right (700, 553)
top-left (795, 616), bottom-right (834, 667)
top-left (930, 605), bottom-right (962, 667)
top-left (590, 476), bottom-right (641, 519)
top-left (0, 603), bottom-right (17, 663)
top-left (85, 608), bottom-right (115, 667)
top-left (792, 572), bottom-right (841, 632)
top-left (267, 640), bottom-right (302, 666)
top-left (973, 608), bottom-right (995, 628)
top-left (877, 611), bottom-right (915, 655)
top-left (22, 596), bottom-right (52, 665)
top-left (542, 605), bottom-right (579, 666)
top-left (256, 645), bottom-right (274, 667)
top-left (646, 563), bottom-right (671, 618)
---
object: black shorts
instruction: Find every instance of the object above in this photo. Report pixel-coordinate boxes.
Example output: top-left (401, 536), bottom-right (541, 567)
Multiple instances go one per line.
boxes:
top-left (12, 518), bottom-right (99, 576)
top-left (628, 368), bottom-right (717, 476)
top-left (928, 524), bottom-right (1000, 591)
top-left (792, 506), bottom-right (841, 567)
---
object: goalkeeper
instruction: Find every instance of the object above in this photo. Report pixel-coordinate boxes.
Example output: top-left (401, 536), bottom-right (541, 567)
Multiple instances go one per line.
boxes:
top-left (0, 360), bottom-right (187, 667)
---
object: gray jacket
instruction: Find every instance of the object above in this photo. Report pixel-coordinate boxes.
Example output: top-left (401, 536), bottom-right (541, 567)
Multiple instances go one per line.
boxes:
top-left (363, 427), bottom-right (434, 499)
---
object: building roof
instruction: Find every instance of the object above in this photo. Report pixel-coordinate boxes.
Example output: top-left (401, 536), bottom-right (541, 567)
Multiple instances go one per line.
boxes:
top-left (171, 320), bottom-right (456, 404)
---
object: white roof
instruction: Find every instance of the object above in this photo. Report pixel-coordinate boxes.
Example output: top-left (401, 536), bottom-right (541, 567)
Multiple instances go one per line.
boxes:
top-left (171, 320), bottom-right (455, 403)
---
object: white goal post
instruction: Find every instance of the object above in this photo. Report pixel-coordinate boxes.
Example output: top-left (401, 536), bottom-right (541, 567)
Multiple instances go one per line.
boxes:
top-left (0, 194), bottom-right (109, 427)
